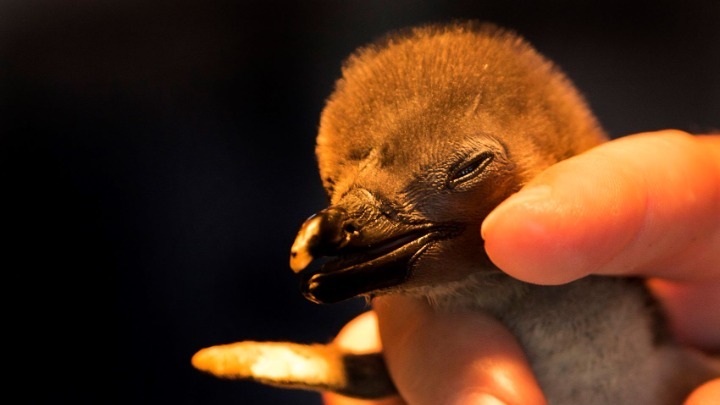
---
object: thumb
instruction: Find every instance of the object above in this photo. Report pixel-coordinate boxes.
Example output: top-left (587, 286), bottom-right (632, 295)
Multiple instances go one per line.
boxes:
top-left (481, 130), bottom-right (720, 285)
top-left (684, 378), bottom-right (720, 405)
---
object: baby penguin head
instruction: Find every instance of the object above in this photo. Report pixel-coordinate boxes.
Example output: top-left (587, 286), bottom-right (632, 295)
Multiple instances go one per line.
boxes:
top-left (290, 21), bottom-right (608, 304)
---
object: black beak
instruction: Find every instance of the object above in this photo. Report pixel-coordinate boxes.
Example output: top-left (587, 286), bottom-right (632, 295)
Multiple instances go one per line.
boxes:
top-left (289, 207), bottom-right (450, 304)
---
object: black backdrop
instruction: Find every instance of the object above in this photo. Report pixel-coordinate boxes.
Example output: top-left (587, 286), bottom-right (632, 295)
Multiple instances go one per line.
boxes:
top-left (2, 1), bottom-right (718, 404)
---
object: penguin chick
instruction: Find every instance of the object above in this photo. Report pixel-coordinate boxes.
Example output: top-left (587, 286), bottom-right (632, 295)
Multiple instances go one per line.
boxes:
top-left (192, 22), bottom-right (719, 404)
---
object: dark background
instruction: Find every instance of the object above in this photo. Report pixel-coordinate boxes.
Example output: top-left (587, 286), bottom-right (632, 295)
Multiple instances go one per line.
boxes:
top-left (2, 1), bottom-right (718, 404)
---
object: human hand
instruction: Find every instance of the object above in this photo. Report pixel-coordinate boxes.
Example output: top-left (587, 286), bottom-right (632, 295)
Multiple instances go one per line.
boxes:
top-left (323, 130), bottom-right (720, 405)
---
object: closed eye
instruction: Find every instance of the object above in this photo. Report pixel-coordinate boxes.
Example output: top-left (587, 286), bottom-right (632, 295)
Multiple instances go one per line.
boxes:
top-left (448, 152), bottom-right (493, 187)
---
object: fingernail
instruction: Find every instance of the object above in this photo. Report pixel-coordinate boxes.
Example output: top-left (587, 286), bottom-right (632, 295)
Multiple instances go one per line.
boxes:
top-left (481, 185), bottom-right (552, 239)
top-left (451, 391), bottom-right (508, 405)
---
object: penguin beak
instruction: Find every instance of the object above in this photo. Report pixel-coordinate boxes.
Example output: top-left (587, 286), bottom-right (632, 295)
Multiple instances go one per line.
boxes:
top-left (289, 207), bottom-right (450, 304)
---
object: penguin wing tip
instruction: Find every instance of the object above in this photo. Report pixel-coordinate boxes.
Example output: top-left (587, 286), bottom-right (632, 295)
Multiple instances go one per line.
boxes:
top-left (191, 341), bottom-right (345, 389)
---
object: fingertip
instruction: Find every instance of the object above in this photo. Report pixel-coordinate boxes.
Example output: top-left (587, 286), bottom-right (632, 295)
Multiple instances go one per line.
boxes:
top-left (322, 392), bottom-right (405, 405)
top-left (481, 184), bottom-right (588, 285)
top-left (334, 310), bottom-right (382, 354)
top-left (684, 378), bottom-right (720, 405)
top-left (481, 177), bottom-right (617, 285)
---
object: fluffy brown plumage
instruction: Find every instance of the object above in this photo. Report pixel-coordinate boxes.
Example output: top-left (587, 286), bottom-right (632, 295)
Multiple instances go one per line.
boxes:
top-left (193, 22), bottom-right (719, 404)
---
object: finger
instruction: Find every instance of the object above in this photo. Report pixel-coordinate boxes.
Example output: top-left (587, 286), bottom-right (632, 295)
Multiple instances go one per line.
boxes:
top-left (373, 296), bottom-right (547, 405)
top-left (323, 392), bottom-right (405, 405)
top-left (481, 130), bottom-right (720, 285)
top-left (333, 310), bottom-right (384, 354)
top-left (323, 391), bottom-right (405, 405)
top-left (684, 378), bottom-right (720, 405)
top-left (646, 278), bottom-right (720, 352)
top-left (323, 311), bottom-right (406, 405)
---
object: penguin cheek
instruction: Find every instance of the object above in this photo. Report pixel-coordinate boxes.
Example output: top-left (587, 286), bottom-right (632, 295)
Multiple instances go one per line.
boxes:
top-left (405, 238), bottom-right (479, 287)
top-left (402, 241), bottom-right (441, 287)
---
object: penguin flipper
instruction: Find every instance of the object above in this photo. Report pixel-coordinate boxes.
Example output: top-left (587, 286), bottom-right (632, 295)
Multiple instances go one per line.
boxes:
top-left (192, 341), bottom-right (397, 399)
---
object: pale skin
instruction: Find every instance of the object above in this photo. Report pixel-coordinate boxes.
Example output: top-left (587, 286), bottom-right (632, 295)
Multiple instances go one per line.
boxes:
top-left (324, 130), bottom-right (720, 405)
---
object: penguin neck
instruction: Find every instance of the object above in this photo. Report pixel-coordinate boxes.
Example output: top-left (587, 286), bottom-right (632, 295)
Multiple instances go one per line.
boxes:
top-left (412, 270), bottom-right (532, 315)
top-left (415, 273), bottom-right (655, 323)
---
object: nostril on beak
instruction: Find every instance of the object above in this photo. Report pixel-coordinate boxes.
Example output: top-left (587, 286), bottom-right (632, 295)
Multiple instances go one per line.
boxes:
top-left (289, 207), bottom-right (354, 273)
top-left (343, 222), bottom-right (357, 235)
